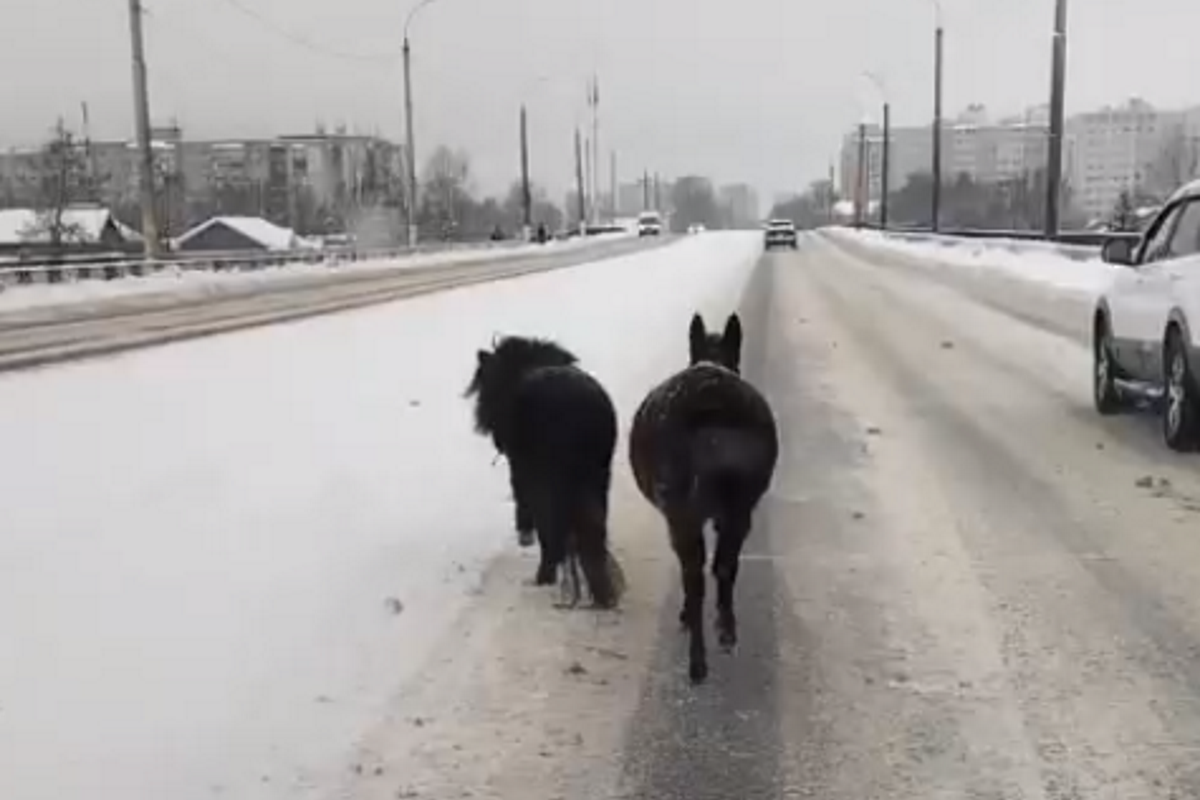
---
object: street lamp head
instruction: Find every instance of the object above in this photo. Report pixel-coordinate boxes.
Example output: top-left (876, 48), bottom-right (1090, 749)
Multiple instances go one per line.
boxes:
top-left (861, 70), bottom-right (887, 98)
top-left (404, 0), bottom-right (442, 40)
top-left (928, 0), bottom-right (943, 27)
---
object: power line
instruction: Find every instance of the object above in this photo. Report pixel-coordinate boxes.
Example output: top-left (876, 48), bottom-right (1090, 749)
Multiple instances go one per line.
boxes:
top-left (208, 0), bottom-right (399, 63)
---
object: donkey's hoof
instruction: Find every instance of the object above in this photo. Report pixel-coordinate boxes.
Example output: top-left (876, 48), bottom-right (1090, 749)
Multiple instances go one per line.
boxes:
top-left (534, 566), bottom-right (557, 586)
top-left (718, 629), bottom-right (737, 653)
top-left (517, 529), bottom-right (536, 548)
top-left (689, 660), bottom-right (709, 684)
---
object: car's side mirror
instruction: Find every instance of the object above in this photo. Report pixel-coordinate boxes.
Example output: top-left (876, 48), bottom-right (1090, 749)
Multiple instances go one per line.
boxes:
top-left (1101, 237), bottom-right (1137, 267)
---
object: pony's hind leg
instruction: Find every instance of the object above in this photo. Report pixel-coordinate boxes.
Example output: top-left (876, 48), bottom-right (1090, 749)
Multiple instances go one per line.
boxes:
top-left (574, 495), bottom-right (618, 610)
top-left (669, 511), bottom-right (708, 684)
top-left (713, 511), bottom-right (751, 652)
top-left (531, 488), bottom-right (563, 586)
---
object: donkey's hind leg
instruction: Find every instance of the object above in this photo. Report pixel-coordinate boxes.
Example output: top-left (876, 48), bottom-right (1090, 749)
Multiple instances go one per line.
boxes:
top-left (669, 510), bottom-right (708, 684)
top-left (713, 511), bottom-right (751, 652)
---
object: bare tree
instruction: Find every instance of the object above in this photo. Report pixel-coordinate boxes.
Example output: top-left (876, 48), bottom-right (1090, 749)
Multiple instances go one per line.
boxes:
top-left (1148, 124), bottom-right (1200, 199)
top-left (419, 146), bottom-right (473, 238)
top-left (22, 119), bottom-right (92, 252)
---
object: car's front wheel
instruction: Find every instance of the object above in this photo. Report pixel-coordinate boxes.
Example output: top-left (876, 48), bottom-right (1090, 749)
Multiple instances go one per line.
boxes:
top-left (1093, 318), bottom-right (1126, 415)
top-left (1163, 328), bottom-right (1200, 451)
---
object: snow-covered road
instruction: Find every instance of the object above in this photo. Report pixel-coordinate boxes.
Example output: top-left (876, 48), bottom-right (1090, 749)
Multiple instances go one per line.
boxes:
top-left (0, 232), bottom-right (759, 800)
top-left (346, 233), bottom-right (1200, 800)
top-left (15, 224), bottom-right (1200, 800)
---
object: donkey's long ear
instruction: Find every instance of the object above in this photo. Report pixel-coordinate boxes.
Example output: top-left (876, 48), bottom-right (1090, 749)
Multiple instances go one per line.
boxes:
top-left (688, 313), bottom-right (707, 364)
top-left (722, 313), bottom-right (743, 372)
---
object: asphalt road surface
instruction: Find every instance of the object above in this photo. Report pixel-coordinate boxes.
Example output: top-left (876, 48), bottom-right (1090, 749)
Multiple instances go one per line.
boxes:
top-left (344, 233), bottom-right (1200, 800)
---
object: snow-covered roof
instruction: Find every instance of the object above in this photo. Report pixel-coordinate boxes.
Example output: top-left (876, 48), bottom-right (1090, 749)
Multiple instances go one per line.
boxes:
top-left (0, 207), bottom-right (142, 246)
top-left (174, 216), bottom-right (303, 252)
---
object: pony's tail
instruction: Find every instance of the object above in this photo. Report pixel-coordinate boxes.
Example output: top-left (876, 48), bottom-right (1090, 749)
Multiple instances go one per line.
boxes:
top-left (562, 545), bottom-right (625, 609)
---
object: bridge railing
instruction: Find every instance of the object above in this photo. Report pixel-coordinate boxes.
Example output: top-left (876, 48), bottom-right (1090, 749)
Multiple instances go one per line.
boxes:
top-left (851, 223), bottom-right (1141, 263)
top-left (0, 239), bottom-right (533, 288)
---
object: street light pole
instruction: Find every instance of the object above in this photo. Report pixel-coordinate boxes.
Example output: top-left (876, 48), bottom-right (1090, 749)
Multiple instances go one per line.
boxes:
top-left (519, 104), bottom-right (532, 240)
top-left (126, 0), bottom-right (160, 259)
top-left (1044, 0), bottom-right (1068, 237)
top-left (932, 17), bottom-right (944, 231)
top-left (863, 71), bottom-right (890, 229)
top-left (402, 0), bottom-right (440, 248)
top-left (856, 121), bottom-right (868, 228)
top-left (881, 101), bottom-right (891, 228)
top-left (574, 127), bottom-right (586, 234)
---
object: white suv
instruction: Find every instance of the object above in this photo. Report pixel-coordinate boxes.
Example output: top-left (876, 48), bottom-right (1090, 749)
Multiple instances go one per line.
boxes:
top-left (637, 212), bottom-right (664, 237)
top-left (1093, 179), bottom-right (1200, 450)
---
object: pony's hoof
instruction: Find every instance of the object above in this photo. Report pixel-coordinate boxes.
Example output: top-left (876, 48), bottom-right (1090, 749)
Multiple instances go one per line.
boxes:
top-left (534, 566), bottom-right (556, 586)
top-left (718, 630), bottom-right (737, 653)
top-left (517, 529), bottom-right (535, 548)
top-left (689, 660), bottom-right (709, 684)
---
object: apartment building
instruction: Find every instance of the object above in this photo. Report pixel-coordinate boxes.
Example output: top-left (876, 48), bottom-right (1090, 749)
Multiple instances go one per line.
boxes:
top-left (0, 126), bottom-right (407, 237)
top-left (840, 98), bottom-right (1200, 223)
top-left (1067, 98), bottom-right (1200, 219)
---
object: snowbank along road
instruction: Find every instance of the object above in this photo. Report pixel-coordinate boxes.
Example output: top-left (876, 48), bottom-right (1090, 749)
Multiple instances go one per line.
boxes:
top-left (10, 228), bottom-right (1200, 799)
top-left (0, 234), bottom-right (662, 373)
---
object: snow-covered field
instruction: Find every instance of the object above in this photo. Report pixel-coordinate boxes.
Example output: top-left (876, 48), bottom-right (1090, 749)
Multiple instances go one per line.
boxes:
top-left (0, 233), bottom-right (628, 316)
top-left (829, 227), bottom-right (1120, 299)
top-left (0, 231), bottom-right (760, 800)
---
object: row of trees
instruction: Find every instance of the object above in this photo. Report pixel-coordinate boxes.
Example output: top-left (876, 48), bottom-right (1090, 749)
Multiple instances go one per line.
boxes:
top-left (417, 146), bottom-right (563, 239)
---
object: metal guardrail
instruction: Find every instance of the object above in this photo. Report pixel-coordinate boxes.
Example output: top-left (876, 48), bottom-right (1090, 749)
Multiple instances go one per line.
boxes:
top-left (0, 239), bottom-right (533, 288)
top-left (851, 224), bottom-right (1142, 263)
top-left (863, 224), bottom-right (1141, 247)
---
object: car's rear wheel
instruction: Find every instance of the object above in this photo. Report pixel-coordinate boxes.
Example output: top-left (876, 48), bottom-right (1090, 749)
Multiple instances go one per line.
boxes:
top-left (1093, 317), bottom-right (1126, 415)
top-left (1163, 328), bottom-right (1200, 451)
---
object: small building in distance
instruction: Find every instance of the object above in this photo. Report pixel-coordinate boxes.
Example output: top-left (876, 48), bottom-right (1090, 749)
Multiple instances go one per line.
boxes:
top-left (173, 216), bottom-right (313, 253)
top-left (0, 205), bottom-right (142, 256)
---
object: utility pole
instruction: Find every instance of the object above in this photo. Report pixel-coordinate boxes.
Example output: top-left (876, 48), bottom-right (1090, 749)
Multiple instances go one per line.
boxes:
top-left (126, 0), bottom-right (160, 259)
top-left (609, 150), bottom-right (617, 221)
top-left (402, 36), bottom-right (419, 247)
top-left (881, 101), bottom-right (891, 228)
top-left (519, 104), bottom-right (532, 240)
top-left (574, 128), bottom-right (586, 234)
top-left (642, 169), bottom-right (650, 210)
top-left (827, 163), bottom-right (836, 224)
top-left (583, 136), bottom-right (592, 223)
top-left (932, 22), bottom-right (944, 232)
top-left (856, 122), bottom-right (868, 228)
top-left (1044, 0), bottom-right (1068, 238)
top-left (589, 76), bottom-right (600, 225)
top-left (653, 172), bottom-right (661, 212)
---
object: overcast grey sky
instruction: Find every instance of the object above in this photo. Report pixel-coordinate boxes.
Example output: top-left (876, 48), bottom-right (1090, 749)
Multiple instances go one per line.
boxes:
top-left (0, 0), bottom-right (1196, 204)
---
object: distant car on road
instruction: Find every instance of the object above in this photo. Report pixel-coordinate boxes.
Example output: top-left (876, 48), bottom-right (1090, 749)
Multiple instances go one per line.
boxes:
top-left (1093, 178), bottom-right (1200, 450)
top-left (638, 212), bottom-right (664, 237)
top-left (687, 223), bottom-right (707, 235)
top-left (764, 219), bottom-right (798, 250)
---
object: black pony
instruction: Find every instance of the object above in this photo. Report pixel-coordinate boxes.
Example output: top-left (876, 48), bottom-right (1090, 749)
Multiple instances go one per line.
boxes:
top-left (628, 313), bottom-right (779, 683)
top-left (465, 335), bottom-right (623, 608)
